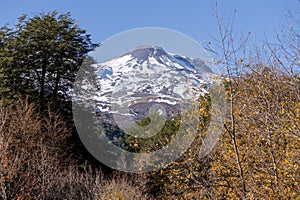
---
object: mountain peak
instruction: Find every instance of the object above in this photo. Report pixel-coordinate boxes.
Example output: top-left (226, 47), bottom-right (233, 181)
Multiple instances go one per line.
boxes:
top-left (95, 45), bottom-right (211, 116)
top-left (122, 45), bottom-right (168, 63)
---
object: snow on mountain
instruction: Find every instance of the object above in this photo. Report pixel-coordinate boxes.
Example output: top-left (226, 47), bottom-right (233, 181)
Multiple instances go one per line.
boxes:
top-left (94, 45), bottom-right (213, 123)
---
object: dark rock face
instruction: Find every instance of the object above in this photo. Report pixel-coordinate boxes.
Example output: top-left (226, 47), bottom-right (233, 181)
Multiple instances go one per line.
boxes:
top-left (123, 46), bottom-right (169, 64)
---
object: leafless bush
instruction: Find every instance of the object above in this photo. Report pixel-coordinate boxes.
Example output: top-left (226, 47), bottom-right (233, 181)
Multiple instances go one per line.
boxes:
top-left (45, 165), bottom-right (103, 200)
top-left (98, 173), bottom-right (152, 200)
top-left (0, 100), bottom-right (71, 199)
top-left (0, 99), bottom-right (151, 199)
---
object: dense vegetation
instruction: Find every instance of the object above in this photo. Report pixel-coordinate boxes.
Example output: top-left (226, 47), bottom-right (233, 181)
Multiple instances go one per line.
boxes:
top-left (0, 11), bottom-right (299, 199)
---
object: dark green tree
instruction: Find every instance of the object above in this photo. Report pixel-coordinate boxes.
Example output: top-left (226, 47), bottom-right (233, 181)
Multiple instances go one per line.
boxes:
top-left (0, 11), bottom-right (99, 112)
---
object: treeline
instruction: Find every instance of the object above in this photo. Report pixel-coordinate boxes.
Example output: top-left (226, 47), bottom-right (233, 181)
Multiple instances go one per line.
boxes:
top-left (0, 11), bottom-right (299, 199)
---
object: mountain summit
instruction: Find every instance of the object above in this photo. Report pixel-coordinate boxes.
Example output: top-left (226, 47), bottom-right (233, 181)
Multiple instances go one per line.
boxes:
top-left (94, 46), bottom-right (212, 124)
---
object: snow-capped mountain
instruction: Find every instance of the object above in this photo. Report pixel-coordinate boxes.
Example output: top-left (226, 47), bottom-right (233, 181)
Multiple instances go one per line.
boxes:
top-left (94, 45), bottom-right (213, 125)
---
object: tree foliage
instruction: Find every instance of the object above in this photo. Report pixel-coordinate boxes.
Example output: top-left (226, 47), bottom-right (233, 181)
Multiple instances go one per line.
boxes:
top-left (0, 11), bottom-right (98, 112)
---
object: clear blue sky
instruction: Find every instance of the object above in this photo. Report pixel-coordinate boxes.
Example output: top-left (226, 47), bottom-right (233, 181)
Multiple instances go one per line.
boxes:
top-left (1, 0), bottom-right (299, 47)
